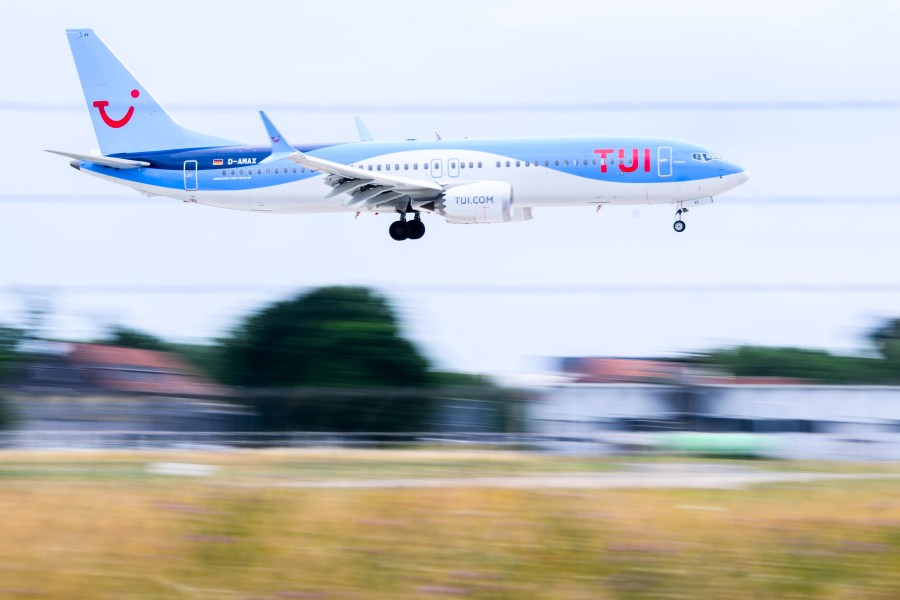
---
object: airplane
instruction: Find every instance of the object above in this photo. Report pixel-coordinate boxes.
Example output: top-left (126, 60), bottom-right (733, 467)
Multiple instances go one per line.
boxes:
top-left (49, 29), bottom-right (749, 240)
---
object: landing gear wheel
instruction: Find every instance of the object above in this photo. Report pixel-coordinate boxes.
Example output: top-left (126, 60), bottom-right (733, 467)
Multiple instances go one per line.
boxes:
top-left (673, 220), bottom-right (686, 233)
top-left (389, 220), bottom-right (410, 241)
top-left (407, 219), bottom-right (425, 240)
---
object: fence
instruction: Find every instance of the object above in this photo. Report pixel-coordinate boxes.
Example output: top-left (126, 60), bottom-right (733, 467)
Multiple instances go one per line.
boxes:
top-left (0, 431), bottom-right (548, 451)
top-left (2, 429), bottom-right (900, 461)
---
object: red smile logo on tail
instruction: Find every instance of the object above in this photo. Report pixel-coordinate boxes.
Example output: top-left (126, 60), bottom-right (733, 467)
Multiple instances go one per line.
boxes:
top-left (93, 89), bottom-right (139, 128)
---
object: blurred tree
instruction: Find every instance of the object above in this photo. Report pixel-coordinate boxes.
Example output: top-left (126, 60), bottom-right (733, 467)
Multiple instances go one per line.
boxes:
top-left (0, 392), bottom-right (16, 430)
top-left (870, 318), bottom-right (900, 364)
top-left (219, 287), bottom-right (435, 431)
top-left (169, 343), bottom-right (226, 381)
top-left (0, 327), bottom-right (25, 430)
top-left (432, 371), bottom-right (496, 387)
top-left (0, 326), bottom-right (26, 383)
top-left (703, 345), bottom-right (898, 384)
top-left (96, 326), bottom-right (169, 351)
top-left (220, 286), bottom-right (433, 388)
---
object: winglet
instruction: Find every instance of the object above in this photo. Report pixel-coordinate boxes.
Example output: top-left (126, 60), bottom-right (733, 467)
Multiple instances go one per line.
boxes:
top-left (354, 116), bottom-right (374, 142)
top-left (259, 111), bottom-right (298, 163)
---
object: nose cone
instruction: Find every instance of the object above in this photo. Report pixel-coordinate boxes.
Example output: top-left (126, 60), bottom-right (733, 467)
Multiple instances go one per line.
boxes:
top-left (718, 163), bottom-right (750, 194)
top-left (719, 161), bottom-right (749, 188)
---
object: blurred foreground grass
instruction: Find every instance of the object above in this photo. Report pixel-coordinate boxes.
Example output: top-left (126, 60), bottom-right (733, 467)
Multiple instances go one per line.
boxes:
top-left (0, 450), bottom-right (899, 598)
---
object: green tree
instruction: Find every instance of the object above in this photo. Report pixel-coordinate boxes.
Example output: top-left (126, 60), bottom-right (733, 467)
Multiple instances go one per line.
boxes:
top-left (0, 326), bottom-right (25, 383)
top-left (0, 327), bottom-right (24, 430)
top-left (219, 287), bottom-right (434, 431)
top-left (220, 286), bottom-right (432, 388)
top-left (870, 318), bottom-right (900, 364)
top-left (0, 392), bottom-right (16, 430)
top-left (169, 342), bottom-right (226, 381)
top-left (703, 345), bottom-right (898, 385)
top-left (96, 326), bottom-right (169, 351)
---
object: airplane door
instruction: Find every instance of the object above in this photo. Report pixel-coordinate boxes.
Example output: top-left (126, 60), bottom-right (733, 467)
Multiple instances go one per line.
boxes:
top-left (657, 147), bottom-right (672, 177)
top-left (430, 158), bottom-right (443, 178)
top-left (183, 160), bottom-right (198, 190)
top-left (448, 158), bottom-right (460, 178)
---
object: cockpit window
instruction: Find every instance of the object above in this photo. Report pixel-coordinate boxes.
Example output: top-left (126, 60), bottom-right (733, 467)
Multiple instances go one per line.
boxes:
top-left (692, 152), bottom-right (724, 162)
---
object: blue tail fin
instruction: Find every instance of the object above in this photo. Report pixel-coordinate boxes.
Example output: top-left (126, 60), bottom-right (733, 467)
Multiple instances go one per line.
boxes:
top-left (66, 29), bottom-right (238, 155)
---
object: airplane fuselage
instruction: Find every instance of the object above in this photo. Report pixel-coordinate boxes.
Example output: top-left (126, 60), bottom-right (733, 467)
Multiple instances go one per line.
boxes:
top-left (78, 136), bottom-right (748, 214)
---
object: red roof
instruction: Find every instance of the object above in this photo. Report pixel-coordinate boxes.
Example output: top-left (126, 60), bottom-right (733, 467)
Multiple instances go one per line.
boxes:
top-left (70, 344), bottom-right (187, 371)
top-left (564, 357), bottom-right (683, 383)
top-left (561, 357), bottom-right (809, 385)
top-left (67, 343), bottom-right (232, 397)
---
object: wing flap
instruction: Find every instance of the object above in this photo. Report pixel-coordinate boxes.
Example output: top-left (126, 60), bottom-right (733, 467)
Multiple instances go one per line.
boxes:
top-left (347, 189), bottom-right (405, 209)
top-left (345, 186), bottom-right (391, 207)
top-left (325, 178), bottom-right (373, 199)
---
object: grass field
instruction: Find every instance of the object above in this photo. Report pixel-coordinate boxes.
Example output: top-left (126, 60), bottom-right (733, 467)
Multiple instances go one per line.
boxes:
top-left (1, 450), bottom-right (899, 598)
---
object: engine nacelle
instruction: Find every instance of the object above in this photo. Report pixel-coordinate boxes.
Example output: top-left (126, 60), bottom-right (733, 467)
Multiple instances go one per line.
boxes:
top-left (436, 181), bottom-right (514, 224)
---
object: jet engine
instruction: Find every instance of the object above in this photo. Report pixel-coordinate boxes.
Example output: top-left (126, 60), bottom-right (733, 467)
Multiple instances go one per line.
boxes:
top-left (432, 181), bottom-right (516, 224)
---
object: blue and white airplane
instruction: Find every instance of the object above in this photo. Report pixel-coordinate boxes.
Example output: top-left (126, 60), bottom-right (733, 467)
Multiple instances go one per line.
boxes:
top-left (50, 29), bottom-right (749, 240)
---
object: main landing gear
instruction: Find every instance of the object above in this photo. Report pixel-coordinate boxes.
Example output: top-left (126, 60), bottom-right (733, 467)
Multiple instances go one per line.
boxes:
top-left (389, 212), bottom-right (426, 241)
top-left (673, 208), bottom-right (688, 233)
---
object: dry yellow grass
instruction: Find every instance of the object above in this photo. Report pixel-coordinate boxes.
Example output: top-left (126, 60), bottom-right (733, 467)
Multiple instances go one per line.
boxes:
top-left (0, 452), bottom-right (898, 598)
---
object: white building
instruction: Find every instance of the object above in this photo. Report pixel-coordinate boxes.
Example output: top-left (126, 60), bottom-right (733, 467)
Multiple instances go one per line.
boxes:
top-left (529, 383), bottom-right (900, 461)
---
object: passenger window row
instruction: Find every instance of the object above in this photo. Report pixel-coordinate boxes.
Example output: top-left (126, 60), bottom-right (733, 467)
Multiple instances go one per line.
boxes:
top-left (356, 162), bottom-right (484, 172)
top-left (219, 156), bottom-right (634, 177)
top-left (221, 166), bottom-right (315, 176)
top-left (495, 158), bottom-right (601, 168)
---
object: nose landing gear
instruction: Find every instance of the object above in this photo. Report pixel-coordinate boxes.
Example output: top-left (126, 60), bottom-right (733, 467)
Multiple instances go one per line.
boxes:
top-left (673, 208), bottom-right (688, 233)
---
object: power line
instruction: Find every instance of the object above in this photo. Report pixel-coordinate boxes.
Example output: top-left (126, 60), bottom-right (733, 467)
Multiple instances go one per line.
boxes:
top-left (4, 100), bottom-right (900, 113)
top-left (3, 284), bottom-right (900, 295)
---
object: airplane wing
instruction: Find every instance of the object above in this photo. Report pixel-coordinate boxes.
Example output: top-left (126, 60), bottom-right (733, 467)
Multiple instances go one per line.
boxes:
top-left (45, 149), bottom-right (150, 169)
top-left (259, 112), bottom-right (443, 210)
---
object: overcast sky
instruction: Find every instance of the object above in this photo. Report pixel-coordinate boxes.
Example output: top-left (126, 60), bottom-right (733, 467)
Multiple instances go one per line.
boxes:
top-left (3, 1), bottom-right (900, 375)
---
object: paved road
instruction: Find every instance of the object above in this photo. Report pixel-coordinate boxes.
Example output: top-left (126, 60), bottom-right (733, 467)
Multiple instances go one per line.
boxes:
top-left (256, 471), bottom-right (900, 490)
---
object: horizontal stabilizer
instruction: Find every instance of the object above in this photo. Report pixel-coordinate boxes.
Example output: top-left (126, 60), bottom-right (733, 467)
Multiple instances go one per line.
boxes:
top-left (45, 149), bottom-right (150, 169)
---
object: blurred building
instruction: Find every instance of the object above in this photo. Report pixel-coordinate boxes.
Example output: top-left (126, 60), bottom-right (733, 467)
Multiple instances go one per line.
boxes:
top-left (529, 357), bottom-right (900, 460)
top-left (8, 342), bottom-right (252, 432)
top-left (559, 356), bottom-right (691, 384)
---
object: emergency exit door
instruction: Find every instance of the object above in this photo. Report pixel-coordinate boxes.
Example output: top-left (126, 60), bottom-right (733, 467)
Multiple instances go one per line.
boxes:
top-left (657, 147), bottom-right (672, 178)
top-left (183, 160), bottom-right (198, 190)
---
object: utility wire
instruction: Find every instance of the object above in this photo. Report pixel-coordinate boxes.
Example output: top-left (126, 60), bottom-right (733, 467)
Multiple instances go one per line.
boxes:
top-left (4, 100), bottom-right (900, 113)
top-left (3, 284), bottom-right (900, 295)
